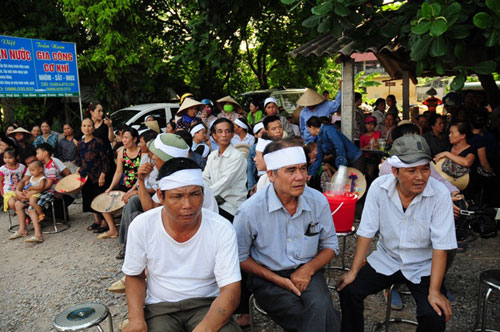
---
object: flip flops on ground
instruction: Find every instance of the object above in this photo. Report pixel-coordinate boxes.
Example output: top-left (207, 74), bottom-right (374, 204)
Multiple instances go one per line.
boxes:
top-left (97, 232), bottom-right (118, 239)
top-left (8, 231), bottom-right (28, 240)
top-left (24, 236), bottom-right (43, 243)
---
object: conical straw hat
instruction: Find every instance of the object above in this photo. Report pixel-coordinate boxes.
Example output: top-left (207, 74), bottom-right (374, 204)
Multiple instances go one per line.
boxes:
top-left (144, 120), bottom-right (160, 133)
top-left (55, 174), bottom-right (87, 196)
top-left (433, 158), bottom-right (470, 191)
top-left (331, 167), bottom-right (367, 199)
top-left (178, 98), bottom-right (204, 114)
top-left (216, 96), bottom-right (242, 109)
top-left (8, 127), bottom-right (32, 137)
top-left (296, 88), bottom-right (326, 107)
top-left (91, 190), bottom-right (126, 213)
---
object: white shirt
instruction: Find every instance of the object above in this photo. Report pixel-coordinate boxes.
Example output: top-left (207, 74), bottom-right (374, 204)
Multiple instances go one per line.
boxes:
top-left (139, 154), bottom-right (158, 190)
top-left (256, 173), bottom-right (270, 192)
top-left (231, 133), bottom-right (255, 146)
top-left (123, 207), bottom-right (241, 304)
top-left (357, 174), bottom-right (457, 284)
top-left (372, 109), bottom-right (385, 131)
top-left (203, 145), bottom-right (247, 215)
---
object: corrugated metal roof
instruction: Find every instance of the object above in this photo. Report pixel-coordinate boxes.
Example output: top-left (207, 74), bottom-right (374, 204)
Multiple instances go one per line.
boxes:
top-left (290, 33), bottom-right (418, 83)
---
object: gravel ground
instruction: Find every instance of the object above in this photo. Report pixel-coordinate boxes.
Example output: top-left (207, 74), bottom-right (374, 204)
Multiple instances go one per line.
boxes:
top-left (0, 202), bottom-right (498, 332)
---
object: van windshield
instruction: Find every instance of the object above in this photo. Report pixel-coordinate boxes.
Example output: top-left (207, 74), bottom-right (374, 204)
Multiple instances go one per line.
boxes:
top-left (110, 109), bottom-right (139, 124)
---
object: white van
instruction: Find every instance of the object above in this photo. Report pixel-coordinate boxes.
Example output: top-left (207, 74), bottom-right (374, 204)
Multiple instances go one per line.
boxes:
top-left (109, 103), bottom-right (179, 131)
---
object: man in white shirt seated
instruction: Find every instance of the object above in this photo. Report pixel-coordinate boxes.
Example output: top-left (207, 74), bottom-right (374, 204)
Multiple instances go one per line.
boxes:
top-left (337, 135), bottom-right (456, 332)
top-left (203, 118), bottom-right (247, 222)
top-left (122, 157), bottom-right (242, 332)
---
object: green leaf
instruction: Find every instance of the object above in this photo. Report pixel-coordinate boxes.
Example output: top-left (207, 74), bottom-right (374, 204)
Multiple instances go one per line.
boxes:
top-left (470, 60), bottom-right (497, 74)
top-left (421, 2), bottom-right (432, 19)
top-left (430, 19), bottom-right (448, 36)
top-left (443, 2), bottom-right (461, 26)
top-left (454, 42), bottom-right (465, 60)
top-left (381, 23), bottom-right (399, 38)
top-left (410, 36), bottom-right (433, 61)
top-left (312, 1), bottom-right (333, 16)
top-left (317, 17), bottom-right (331, 33)
top-left (280, 0), bottom-right (297, 4)
top-left (486, 29), bottom-right (499, 47)
top-left (430, 3), bottom-right (441, 16)
top-left (473, 12), bottom-right (492, 29)
top-left (334, 3), bottom-right (351, 17)
top-left (435, 60), bottom-right (445, 75)
top-left (430, 36), bottom-right (447, 57)
top-left (412, 21), bottom-right (431, 34)
top-left (447, 24), bottom-right (472, 39)
top-left (450, 73), bottom-right (466, 91)
top-left (302, 15), bottom-right (323, 28)
top-left (486, 0), bottom-right (500, 15)
top-left (416, 61), bottom-right (425, 76)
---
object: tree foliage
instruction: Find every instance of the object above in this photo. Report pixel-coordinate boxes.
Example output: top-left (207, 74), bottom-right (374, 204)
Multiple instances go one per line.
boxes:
top-left (281, 0), bottom-right (500, 106)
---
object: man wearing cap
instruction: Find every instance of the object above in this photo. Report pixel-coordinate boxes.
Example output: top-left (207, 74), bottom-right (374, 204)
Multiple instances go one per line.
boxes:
top-left (234, 138), bottom-right (340, 332)
top-left (123, 157), bottom-right (242, 332)
top-left (203, 118), bottom-right (247, 222)
top-left (263, 97), bottom-right (295, 137)
top-left (337, 134), bottom-right (456, 332)
top-left (298, 87), bottom-right (342, 144)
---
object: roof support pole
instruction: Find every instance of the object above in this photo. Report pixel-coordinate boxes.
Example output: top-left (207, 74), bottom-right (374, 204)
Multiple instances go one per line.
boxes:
top-left (402, 70), bottom-right (410, 120)
top-left (341, 58), bottom-right (355, 140)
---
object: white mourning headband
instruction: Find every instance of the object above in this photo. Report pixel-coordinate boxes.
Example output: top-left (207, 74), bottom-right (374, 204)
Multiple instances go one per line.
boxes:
top-left (253, 122), bottom-right (264, 133)
top-left (388, 156), bottom-right (430, 168)
top-left (264, 146), bottom-right (306, 171)
top-left (153, 136), bottom-right (189, 158)
top-left (158, 169), bottom-right (204, 190)
top-left (190, 123), bottom-right (205, 137)
top-left (255, 138), bottom-right (272, 153)
top-left (234, 119), bottom-right (248, 130)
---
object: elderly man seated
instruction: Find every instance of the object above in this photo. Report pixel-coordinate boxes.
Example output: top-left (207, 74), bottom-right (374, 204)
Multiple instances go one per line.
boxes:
top-left (122, 158), bottom-right (242, 332)
top-left (337, 134), bottom-right (456, 332)
top-left (234, 137), bottom-right (341, 332)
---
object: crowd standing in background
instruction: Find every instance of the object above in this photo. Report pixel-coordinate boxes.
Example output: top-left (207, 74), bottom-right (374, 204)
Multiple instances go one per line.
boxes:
top-left (0, 86), bottom-right (499, 332)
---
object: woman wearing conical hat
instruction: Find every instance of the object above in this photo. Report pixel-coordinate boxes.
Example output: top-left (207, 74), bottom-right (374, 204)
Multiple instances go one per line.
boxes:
top-left (175, 98), bottom-right (204, 131)
top-left (215, 95), bottom-right (242, 122)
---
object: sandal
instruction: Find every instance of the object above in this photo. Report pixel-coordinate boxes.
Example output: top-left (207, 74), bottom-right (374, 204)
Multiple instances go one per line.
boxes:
top-left (93, 226), bottom-right (109, 234)
top-left (87, 223), bottom-right (100, 231)
top-left (38, 214), bottom-right (45, 222)
top-left (457, 242), bottom-right (467, 253)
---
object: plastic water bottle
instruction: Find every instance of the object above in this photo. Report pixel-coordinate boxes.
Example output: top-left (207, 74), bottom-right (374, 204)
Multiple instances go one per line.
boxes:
top-left (332, 165), bottom-right (347, 195)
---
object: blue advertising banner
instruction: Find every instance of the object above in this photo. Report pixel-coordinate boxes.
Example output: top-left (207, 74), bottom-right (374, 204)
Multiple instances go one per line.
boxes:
top-left (0, 35), bottom-right (80, 97)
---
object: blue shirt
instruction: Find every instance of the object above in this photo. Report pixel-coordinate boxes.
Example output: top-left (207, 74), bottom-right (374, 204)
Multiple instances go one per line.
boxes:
top-left (300, 91), bottom-right (341, 144)
top-left (357, 174), bottom-right (457, 284)
top-left (309, 124), bottom-right (362, 175)
top-left (246, 144), bottom-right (257, 190)
top-left (234, 184), bottom-right (339, 272)
top-left (34, 132), bottom-right (59, 149)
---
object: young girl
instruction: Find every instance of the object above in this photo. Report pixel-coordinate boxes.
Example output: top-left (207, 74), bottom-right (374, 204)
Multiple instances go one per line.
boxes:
top-left (25, 161), bottom-right (47, 221)
top-left (360, 116), bottom-right (381, 150)
top-left (0, 148), bottom-right (26, 212)
top-left (76, 118), bottom-right (112, 234)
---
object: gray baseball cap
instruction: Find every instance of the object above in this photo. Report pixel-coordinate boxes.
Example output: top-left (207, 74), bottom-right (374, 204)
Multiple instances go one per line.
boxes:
top-left (390, 134), bottom-right (432, 164)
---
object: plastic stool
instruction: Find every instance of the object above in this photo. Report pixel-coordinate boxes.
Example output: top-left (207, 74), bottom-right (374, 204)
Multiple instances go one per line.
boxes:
top-left (53, 303), bottom-right (113, 332)
top-left (372, 284), bottom-right (417, 332)
top-left (473, 269), bottom-right (500, 332)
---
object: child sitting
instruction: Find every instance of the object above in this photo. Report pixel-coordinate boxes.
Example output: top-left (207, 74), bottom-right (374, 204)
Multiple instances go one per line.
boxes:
top-left (24, 161), bottom-right (47, 222)
top-left (0, 148), bottom-right (26, 212)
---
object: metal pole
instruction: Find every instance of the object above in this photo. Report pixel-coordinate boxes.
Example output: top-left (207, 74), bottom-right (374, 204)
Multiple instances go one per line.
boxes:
top-left (341, 58), bottom-right (355, 140)
top-left (402, 71), bottom-right (410, 120)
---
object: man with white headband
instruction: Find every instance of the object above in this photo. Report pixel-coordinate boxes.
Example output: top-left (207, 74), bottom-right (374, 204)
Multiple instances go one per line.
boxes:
top-left (337, 135), bottom-right (456, 332)
top-left (123, 158), bottom-right (242, 332)
top-left (234, 137), bottom-right (341, 332)
top-left (230, 117), bottom-right (255, 146)
top-left (203, 118), bottom-right (247, 222)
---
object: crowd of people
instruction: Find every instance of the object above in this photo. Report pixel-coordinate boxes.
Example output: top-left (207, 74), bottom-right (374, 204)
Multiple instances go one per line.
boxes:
top-left (0, 86), bottom-right (499, 332)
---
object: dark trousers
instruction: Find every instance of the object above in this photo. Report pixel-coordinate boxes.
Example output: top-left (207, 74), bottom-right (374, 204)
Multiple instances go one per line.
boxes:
top-left (248, 269), bottom-right (340, 332)
top-left (118, 195), bottom-right (143, 244)
top-left (339, 263), bottom-right (447, 332)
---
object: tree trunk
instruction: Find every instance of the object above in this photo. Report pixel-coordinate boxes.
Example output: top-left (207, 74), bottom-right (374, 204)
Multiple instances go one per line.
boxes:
top-left (478, 74), bottom-right (500, 109)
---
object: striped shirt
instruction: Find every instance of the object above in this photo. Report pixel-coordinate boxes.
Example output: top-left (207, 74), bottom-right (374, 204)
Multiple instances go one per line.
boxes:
top-left (357, 174), bottom-right (457, 284)
top-left (234, 184), bottom-right (339, 272)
